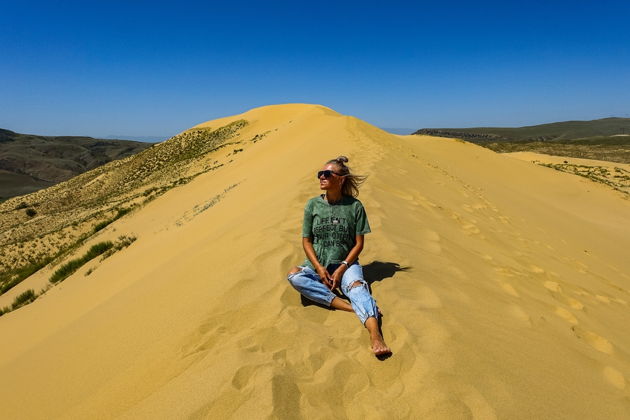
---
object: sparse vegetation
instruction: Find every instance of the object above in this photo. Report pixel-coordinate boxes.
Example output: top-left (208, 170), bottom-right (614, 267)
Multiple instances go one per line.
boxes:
top-left (92, 207), bottom-right (133, 233)
top-left (536, 162), bottom-right (630, 195)
top-left (50, 241), bottom-right (114, 284)
top-left (175, 183), bottom-right (239, 226)
top-left (11, 289), bottom-right (37, 310)
top-left (414, 118), bottom-right (630, 164)
top-left (102, 235), bottom-right (137, 258)
top-left (0, 118), bottom-right (250, 292)
top-left (249, 131), bottom-right (270, 143)
top-left (0, 257), bottom-right (53, 295)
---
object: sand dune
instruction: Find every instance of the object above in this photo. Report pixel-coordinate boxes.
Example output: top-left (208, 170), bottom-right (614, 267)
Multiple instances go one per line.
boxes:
top-left (1, 104), bottom-right (629, 418)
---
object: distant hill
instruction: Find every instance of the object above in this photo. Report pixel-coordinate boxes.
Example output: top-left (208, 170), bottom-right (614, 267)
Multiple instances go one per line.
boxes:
top-left (414, 117), bottom-right (630, 142)
top-left (413, 118), bottom-right (630, 163)
top-left (0, 129), bottom-right (153, 200)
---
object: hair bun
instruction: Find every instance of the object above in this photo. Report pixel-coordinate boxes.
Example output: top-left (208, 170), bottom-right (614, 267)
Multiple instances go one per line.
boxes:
top-left (336, 156), bottom-right (349, 164)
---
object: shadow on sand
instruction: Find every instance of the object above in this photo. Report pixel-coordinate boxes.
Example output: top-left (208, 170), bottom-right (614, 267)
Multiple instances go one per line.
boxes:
top-left (300, 261), bottom-right (410, 309)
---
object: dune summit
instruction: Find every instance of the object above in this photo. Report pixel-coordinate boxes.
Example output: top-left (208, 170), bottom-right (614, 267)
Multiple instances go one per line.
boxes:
top-left (1, 104), bottom-right (629, 418)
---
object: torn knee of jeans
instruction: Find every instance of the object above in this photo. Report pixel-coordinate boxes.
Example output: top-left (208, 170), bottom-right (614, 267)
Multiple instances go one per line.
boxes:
top-left (287, 267), bottom-right (303, 280)
top-left (349, 280), bottom-right (367, 291)
top-left (287, 267), bottom-right (302, 276)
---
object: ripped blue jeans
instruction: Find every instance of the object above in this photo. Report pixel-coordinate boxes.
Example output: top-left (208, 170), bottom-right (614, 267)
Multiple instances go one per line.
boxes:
top-left (287, 263), bottom-right (378, 326)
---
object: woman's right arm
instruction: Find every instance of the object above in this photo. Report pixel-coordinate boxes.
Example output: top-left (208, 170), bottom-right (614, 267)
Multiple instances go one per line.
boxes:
top-left (302, 237), bottom-right (333, 287)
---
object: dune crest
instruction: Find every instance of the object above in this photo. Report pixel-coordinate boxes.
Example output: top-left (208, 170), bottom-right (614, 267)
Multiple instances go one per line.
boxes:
top-left (1, 104), bottom-right (629, 418)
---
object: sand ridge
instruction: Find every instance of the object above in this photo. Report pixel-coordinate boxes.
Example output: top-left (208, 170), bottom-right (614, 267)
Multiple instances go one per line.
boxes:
top-left (1, 104), bottom-right (629, 418)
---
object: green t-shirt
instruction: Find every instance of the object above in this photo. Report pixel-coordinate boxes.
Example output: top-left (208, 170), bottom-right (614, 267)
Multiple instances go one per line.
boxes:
top-left (302, 194), bottom-right (371, 269)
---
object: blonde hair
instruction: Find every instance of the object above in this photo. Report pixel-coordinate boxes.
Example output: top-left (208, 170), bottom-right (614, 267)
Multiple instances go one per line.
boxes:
top-left (326, 156), bottom-right (367, 198)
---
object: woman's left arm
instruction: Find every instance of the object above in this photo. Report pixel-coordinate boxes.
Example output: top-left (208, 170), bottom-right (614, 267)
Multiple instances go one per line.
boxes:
top-left (330, 235), bottom-right (364, 289)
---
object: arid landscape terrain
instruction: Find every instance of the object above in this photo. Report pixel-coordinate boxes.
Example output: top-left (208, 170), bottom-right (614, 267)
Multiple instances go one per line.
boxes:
top-left (1, 104), bottom-right (629, 418)
top-left (0, 128), bottom-right (152, 200)
top-left (415, 118), bottom-right (630, 164)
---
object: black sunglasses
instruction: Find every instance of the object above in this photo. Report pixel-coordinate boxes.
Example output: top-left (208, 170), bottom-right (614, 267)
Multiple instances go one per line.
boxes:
top-left (317, 170), bottom-right (342, 179)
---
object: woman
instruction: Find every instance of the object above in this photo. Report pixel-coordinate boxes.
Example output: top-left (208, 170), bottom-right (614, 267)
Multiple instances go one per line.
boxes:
top-left (287, 156), bottom-right (391, 357)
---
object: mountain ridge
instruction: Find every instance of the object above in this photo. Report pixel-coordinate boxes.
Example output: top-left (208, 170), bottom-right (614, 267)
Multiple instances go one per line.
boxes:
top-left (414, 117), bottom-right (630, 141)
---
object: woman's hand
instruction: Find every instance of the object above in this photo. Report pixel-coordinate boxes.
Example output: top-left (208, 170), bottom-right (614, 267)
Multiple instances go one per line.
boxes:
top-left (329, 265), bottom-right (347, 290)
top-left (316, 266), bottom-right (334, 289)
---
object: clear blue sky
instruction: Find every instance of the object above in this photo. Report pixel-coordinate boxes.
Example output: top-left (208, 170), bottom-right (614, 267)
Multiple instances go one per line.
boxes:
top-left (2, 0), bottom-right (629, 139)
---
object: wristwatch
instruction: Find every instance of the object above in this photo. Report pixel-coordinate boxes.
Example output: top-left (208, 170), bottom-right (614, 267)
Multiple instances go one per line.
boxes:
top-left (341, 260), bottom-right (350, 267)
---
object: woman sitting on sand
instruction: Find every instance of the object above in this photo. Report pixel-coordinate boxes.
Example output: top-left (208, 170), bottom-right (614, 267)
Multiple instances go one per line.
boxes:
top-left (287, 156), bottom-right (391, 357)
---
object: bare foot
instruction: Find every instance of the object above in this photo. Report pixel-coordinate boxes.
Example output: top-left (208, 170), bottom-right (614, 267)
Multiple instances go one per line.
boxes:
top-left (370, 332), bottom-right (392, 359)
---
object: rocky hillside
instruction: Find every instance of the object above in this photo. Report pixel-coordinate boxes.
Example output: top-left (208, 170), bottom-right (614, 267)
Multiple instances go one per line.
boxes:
top-left (0, 129), bottom-right (153, 200)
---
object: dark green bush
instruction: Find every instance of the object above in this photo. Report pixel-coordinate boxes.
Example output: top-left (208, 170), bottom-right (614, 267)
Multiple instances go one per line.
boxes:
top-left (25, 208), bottom-right (37, 217)
top-left (50, 241), bottom-right (114, 284)
top-left (11, 289), bottom-right (37, 310)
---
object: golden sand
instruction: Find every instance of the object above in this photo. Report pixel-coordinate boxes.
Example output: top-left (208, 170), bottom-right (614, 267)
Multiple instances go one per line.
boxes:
top-left (0, 104), bottom-right (629, 418)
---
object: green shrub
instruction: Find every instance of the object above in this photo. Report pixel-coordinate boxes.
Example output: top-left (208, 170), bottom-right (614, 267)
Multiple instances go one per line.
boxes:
top-left (92, 207), bottom-right (133, 233)
top-left (50, 241), bottom-right (114, 284)
top-left (0, 257), bottom-right (53, 295)
top-left (11, 289), bottom-right (37, 310)
top-left (93, 220), bottom-right (110, 233)
top-left (25, 208), bottom-right (37, 217)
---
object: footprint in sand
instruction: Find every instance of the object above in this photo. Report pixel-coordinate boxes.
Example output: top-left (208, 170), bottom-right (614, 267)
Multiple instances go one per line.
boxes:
top-left (462, 203), bottom-right (488, 213)
top-left (509, 305), bottom-right (532, 326)
top-left (449, 212), bottom-right (481, 236)
top-left (567, 297), bottom-right (584, 310)
top-left (603, 366), bottom-right (626, 390)
top-left (544, 281), bottom-right (561, 293)
top-left (419, 229), bottom-right (442, 254)
top-left (500, 282), bottom-right (519, 297)
top-left (237, 336), bottom-right (262, 353)
top-left (595, 295), bottom-right (611, 304)
top-left (571, 326), bottom-right (614, 354)
top-left (462, 223), bottom-right (481, 235)
top-left (554, 307), bottom-right (578, 325)
top-left (574, 261), bottom-right (589, 274)
top-left (494, 266), bottom-right (522, 278)
top-left (232, 365), bottom-right (258, 390)
top-left (181, 325), bottom-right (228, 358)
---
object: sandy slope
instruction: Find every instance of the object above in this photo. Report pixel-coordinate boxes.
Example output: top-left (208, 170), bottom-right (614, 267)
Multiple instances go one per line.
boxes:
top-left (1, 104), bottom-right (629, 419)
